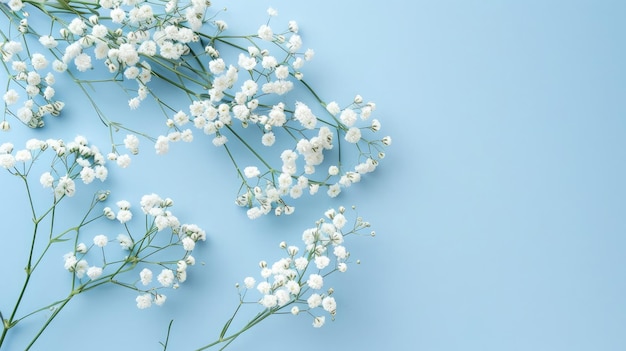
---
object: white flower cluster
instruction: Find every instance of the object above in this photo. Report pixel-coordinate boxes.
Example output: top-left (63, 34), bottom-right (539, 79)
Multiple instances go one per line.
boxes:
top-left (1, 136), bottom-right (108, 199)
top-left (1, 32), bottom-right (65, 129)
top-left (240, 206), bottom-right (372, 328)
top-left (1, 3), bottom-right (391, 219)
top-left (64, 193), bottom-right (206, 309)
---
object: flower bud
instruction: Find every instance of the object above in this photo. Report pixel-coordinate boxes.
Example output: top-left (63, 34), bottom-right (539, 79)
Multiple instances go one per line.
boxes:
top-left (97, 190), bottom-right (110, 202)
top-left (0, 121), bottom-right (10, 131)
top-left (382, 136), bottom-right (392, 146)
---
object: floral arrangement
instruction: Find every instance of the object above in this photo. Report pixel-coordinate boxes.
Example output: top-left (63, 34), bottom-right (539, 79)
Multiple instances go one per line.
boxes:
top-left (0, 0), bottom-right (389, 349)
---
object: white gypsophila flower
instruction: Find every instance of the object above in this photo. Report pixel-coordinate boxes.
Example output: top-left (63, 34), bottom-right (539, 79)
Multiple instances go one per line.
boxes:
top-left (76, 243), bottom-right (87, 254)
top-left (116, 210), bottom-right (132, 223)
top-left (212, 135), bottom-right (227, 146)
top-left (154, 294), bottom-right (167, 306)
top-left (54, 176), bottom-right (75, 198)
top-left (307, 293), bottom-right (322, 308)
top-left (257, 24), bottom-right (273, 41)
top-left (93, 234), bottom-right (108, 247)
top-left (31, 53), bottom-right (49, 70)
top-left (14, 149), bottom-right (31, 162)
top-left (244, 166), bottom-right (260, 178)
top-left (322, 296), bottom-right (336, 313)
top-left (182, 237), bottom-right (195, 251)
top-left (238, 53), bottom-right (256, 71)
top-left (307, 273), bottom-right (323, 290)
top-left (244, 276), bottom-right (256, 289)
top-left (117, 234), bottom-right (133, 250)
top-left (157, 269), bottom-right (175, 287)
top-left (43, 86), bottom-right (55, 100)
top-left (275, 65), bottom-right (289, 80)
top-left (68, 17), bottom-right (87, 35)
top-left (94, 165), bottom-right (108, 181)
top-left (256, 281), bottom-right (271, 295)
top-left (75, 260), bottom-right (88, 278)
top-left (313, 316), bottom-right (325, 328)
top-left (338, 262), bottom-right (347, 272)
top-left (294, 102), bottom-right (317, 129)
top-left (154, 135), bottom-right (169, 154)
top-left (80, 166), bottom-right (95, 184)
top-left (123, 134), bottom-right (139, 154)
top-left (140, 268), bottom-right (153, 285)
top-left (38, 35), bottom-right (58, 48)
top-left (260, 294), bottom-right (278, 308)
top-left (333, 245), bottom-right (348, 259)
top-left (116, 154), bottom-right (131, 168)
top-left (344, 127), bottom-right (362, 143)
top-left (276, 289), bottom-right (290, 306)
top-left (261, 132), bottom-right (275, 146)
top-left (340, 108), bottom-right (357, 127)
top-left (74, 53), bottom-right (92, 72)
top-left (52, 60), bottom-right (67, 72)
top-left (3, 89), bottom-right (19, 105)
top-left (287, 34), bottom-right (302, 52)
top-left (314, 255), bottom-right (330, 269)
top-left (87, 266), bottom-right (103, 280)
top-left (332, 213), bottom-right (347, 229)
top-left (327, 184), bottom-right (341, 198)
top-left (325, 101), bottom-right (341, 115)
top-left (8, 0), bottom-right (24, 11)
top-left (136, 293), bottom-right (152, 309)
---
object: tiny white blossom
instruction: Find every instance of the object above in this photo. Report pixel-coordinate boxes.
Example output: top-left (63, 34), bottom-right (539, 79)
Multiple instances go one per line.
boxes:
top-left (140, 268), bottom-right (153, 285)
top-left (313, 316), bottom-right (325, 328)
top-left (87, 266), bottom-right (103, 280)
top-left (117, 234), bottom-right (133, 250)
top-left (136, 293), bottom-right (152, 309)
top-left (93, 234), bottom-right (108, 247)
top-left (307, 273), bottom-right (323, 290)
top-left (157, 269), bottom-right (175, 287)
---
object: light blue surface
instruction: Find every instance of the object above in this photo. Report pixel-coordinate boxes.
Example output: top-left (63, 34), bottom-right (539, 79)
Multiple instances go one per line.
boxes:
top-left (2, 0), bottom-right (626, 350)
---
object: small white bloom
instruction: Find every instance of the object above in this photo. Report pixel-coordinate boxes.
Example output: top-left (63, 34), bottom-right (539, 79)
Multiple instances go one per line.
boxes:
top-left (87, 266), bottom-right (103, 280)
top-left (136, 293), bottom-right (152, 309)
top-left (74, 53), bottom-right (92, 72)
top-left (314, 255), bottom-right (330, 269)
top-left (182, 237), bottom-right (195, 251)
top-left (117, 234), bottom-right (133, 250)
top-left (3, 89), bottom-right (19, 105)
top-left (93, 234), bottom-right (108, 247)
top-left (140, 268), bottom-right (153, 285)
top-left (116, 154), bottom-right (131, 168)
top-left (244, 166), bottom-right (260, 178)
top-left (257, 281), bottom-right (271, 294)
top-left (260, 294), bottom-right (278, 308)
top-left (116, 209), bottom-right (132, 223)
top-left (244, 277), bottom-right (256, 289)
top-left (257, 24), bottom-right (273, 41)
top-left (154, 294), bottom-right (167, 306)
top-left (307, 293), bottom-right (322, 308)
top-left (345, 127), bottom-right (362, 143)
top-left (307, 273), bottom-right (323, 290)
top-left (157, 269), bottom-right (175, 287)
top-left (313, 316), bottom-right (325, 328)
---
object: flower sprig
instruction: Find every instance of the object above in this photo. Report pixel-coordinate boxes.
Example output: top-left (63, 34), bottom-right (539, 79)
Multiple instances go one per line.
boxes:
top-left (193, 206), bottom-right (374, 350)
top-left (0, 136), bottom-right (206, 350)
top-left (0, 1), bottom-right (392, 218)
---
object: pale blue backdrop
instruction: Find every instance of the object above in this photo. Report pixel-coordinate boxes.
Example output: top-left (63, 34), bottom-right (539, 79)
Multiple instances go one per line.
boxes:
top-left (1, 0), bottom-right (626, 350)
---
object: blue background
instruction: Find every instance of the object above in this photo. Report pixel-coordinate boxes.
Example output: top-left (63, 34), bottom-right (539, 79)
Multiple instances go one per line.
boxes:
top-left (2, 0), bottom-right (626, 350)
